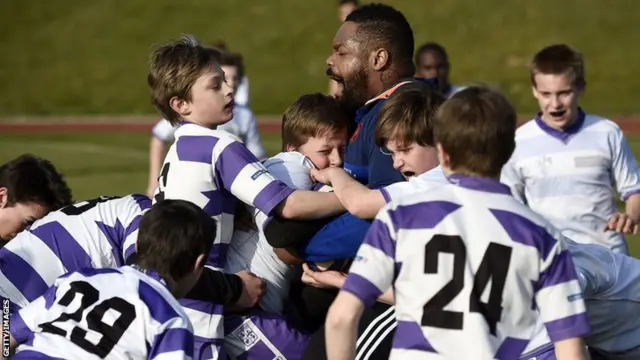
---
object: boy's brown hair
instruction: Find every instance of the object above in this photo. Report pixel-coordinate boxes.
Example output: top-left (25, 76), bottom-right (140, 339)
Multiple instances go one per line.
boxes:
top-left (434, 86), bottom-right (516, 178)
top-left (136, 199), bottom-right (214, 281)
top-left (374, 81), bottom-right (446, 149)
top-left (529, 44), bottom-right (586, 89)
top-left (0, 154), bottom-right (73, 210)
top-left (148, 34), bottom-right (222, 126)
top-left (281, 93), bottom-right (351, 151)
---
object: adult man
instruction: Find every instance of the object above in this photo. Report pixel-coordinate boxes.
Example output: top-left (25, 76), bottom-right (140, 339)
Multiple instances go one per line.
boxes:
top-left (414, 42), bottom-right (465, 98)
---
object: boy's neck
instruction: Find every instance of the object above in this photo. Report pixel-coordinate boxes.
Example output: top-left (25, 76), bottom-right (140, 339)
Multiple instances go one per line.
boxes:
top-left (181, 119), bottom-right (217, 130)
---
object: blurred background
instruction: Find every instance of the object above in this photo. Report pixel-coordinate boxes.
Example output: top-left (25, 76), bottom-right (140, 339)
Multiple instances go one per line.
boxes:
top-left (0, 0), bottom-right (639, 231)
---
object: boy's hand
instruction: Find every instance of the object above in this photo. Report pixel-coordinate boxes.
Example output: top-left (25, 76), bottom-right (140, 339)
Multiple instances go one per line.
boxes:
top-left (234, 270), bottom-right (266, 309)
top-left (311, 167), bottom-right (339, 185)
top-left (605, 212), bottom-right (639, 234)
top-left (301, 263), bottom-right (346, 289)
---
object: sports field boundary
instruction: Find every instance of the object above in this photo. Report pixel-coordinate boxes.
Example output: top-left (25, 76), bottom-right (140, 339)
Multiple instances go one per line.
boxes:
top-left (2, 115), bottom-right (640, 135)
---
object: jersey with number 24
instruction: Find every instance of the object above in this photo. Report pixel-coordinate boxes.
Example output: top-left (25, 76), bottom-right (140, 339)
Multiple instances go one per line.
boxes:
top-left (342, 174), bottom-right (591, 359)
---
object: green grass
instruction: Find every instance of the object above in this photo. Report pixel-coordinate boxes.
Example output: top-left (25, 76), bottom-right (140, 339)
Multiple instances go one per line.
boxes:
top-left (1, 0), bottom-right (639, 116)
top-left (2, 131), bottom-right (640, 256)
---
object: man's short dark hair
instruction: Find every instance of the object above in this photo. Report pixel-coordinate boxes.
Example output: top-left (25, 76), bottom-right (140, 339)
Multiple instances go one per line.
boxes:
top-left (136, 199), bottom-right (215, 281)
top-left (0, 154), bottom-right (73, 210)
top-left (415, 42), bottom-right (449, 65)
top-left (345, 3), bottom-right (414, 76)
top-left (338, 0), bottom-right (359, 5)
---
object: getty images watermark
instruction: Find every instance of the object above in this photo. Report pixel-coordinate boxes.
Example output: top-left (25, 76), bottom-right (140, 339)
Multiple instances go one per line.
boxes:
top-left (2, 298), bottom-right (9, 357)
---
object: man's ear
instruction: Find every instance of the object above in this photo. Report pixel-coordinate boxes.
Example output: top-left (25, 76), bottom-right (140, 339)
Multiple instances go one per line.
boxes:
top-left (370, 48), bottom-right (389, 71)
top-left (0, 187), bottom-right (8, 209)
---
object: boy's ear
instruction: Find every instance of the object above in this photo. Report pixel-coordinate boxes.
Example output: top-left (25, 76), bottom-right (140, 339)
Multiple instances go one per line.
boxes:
top-left (0, 187), bottom-right (8, 209)
top-left (193, 253), bottom-right (206, 274)
top-left (169, 96), bottom-right (191, 117)
top-left (285, 144), bottom-right (297, 152)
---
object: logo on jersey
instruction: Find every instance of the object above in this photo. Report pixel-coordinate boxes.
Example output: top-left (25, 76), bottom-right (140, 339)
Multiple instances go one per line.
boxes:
top-left (349, 123), bottom-right (363, 143)
top-left (251, 169), bottom-right (268, 181)
top-left (232, 322), bottom-right (259, 348)
top-left (354, 255), bottom-right (368, 263)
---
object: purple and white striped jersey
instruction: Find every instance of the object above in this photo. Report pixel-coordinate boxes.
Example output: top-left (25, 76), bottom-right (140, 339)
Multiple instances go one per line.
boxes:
top-left (342, 174), bottom-right (590, 359)
top-left (0, 194), bottom-right (150, 313)
top-left (153, 122), bottom-right (294, 359)
top-left (10, 266), bottom-right (193, 360)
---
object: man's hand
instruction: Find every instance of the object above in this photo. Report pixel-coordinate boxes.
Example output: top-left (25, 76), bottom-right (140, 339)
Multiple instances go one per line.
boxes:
top-left (605, 212), bottom-right (639, 234)
top-left (234, 270), bottom-right (266, 309)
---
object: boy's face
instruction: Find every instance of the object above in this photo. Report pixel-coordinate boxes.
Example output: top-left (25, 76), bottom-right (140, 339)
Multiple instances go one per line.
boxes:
top-left (292, 128), bottom-right (348, 170)
top-left (221, 65), bottom-right (240, 96)
top-left (186, 64), bottom-right (235, 126)
top-left (0, 188), bottom-right (48, 241)
top-left (386, 140), bottom-right (439, 179)
top-left (532, 72), bottom-right (582, 130)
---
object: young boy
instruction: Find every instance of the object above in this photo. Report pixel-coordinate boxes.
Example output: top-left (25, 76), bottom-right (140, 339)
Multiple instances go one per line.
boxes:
top-left (325, 86), bottom-right (591, 360)
top-left (147, 34), bottom-right (345, 359)
top-left (0, 154), bottom-right (73, 243)
top-left (501, 44), bottom-right (640, 254)
top-left (223, 92), bottom-right (350, 359)
top-left (7, 199), bottom-right (214, 360)
top-left (146, 50), bottom-right (266, 197)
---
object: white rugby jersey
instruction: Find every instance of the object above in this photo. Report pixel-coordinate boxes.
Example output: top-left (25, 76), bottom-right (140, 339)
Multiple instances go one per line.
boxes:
top-left (342, 174), bottom-right (590, 359)
top-left (0, 194), bottom-right (150, 312)
top-left (10, 266), bottom-right (193, 360)
top-left (523, 239), bottom-right (640, 359)
top-left (225, 151), bottom-right (315, 313)
top-left (380, 165), bottom-right (448, 203)
top-left (501, 110), bottom-right (640, 254)
top-left (154, 122), bottom-right (294, 355)
top-left (152, 104), bottom-right (266, 160)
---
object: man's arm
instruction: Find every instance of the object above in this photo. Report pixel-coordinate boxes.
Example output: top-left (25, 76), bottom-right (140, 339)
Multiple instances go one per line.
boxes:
top-left (553, 338), bottom-right (590, 360)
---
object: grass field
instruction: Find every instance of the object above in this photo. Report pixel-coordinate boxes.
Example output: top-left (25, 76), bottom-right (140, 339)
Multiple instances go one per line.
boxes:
top-left (2, 130), bottom-right (640, 256)
top-left (1, 0), bottom-right (639, 116)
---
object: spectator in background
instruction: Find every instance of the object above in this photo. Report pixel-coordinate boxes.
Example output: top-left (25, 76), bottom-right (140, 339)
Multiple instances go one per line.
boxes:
top-left (146, 50), bottom-right (266, 198)
top-left (414, 42), bottom-right (465, 98)
top-left (329, 0), bottom-right (359, 97)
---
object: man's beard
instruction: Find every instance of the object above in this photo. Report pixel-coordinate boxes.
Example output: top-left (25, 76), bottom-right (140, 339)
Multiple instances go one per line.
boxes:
top-left (326, 66), bottom-right (369, 113)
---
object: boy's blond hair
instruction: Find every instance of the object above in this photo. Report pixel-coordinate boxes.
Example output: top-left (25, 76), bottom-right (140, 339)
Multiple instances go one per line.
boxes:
top-left (148, 34), bottom-right (222, 126)
top-left (281, 93), bottom-right (351, 151)
top-left (530, 44), bottom-right (586, 89)
top-left (374, 81), bottom-right (445, 149)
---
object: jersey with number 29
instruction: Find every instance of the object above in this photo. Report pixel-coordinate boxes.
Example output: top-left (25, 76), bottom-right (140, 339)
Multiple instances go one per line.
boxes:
top-left (0, 194), bottom-right (150, 313)
top-left (342, 174), bottom-right (590, 359)
top-left (10, 266), bottom-right (193, 360)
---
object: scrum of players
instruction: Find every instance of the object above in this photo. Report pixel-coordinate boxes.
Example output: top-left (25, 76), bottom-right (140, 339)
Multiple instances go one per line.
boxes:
top-left (2, 2), bottom-right (640, 360)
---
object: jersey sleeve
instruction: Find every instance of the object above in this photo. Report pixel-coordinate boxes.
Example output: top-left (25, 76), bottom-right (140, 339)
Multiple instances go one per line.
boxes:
top-left (610, 127), bottom-right (640, 200)
top-left (379, 181), bottom-right (415, 204)
top-left (500, 156), bottom-right (527, 204)
top-left (121, 195), bottom-right (152, 262)
top-left (341, 209), bottom-right (396, 308)
top-left (10, 282), bottom-right (60, 344)
top-left (241, 108), bottom-right (267, 160)
top-left (152, 119), bottom-right (177, 143)
top-left (534, 233), bottom-right (591, 342)
top-left (299, 212), bottom-right (371, 263)
top-left (148, 316), bottom-right (195, 360)
top-left (214, 137), bottom-right (294, 216)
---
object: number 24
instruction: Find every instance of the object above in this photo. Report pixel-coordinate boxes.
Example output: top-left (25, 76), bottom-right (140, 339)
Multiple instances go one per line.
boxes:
top-left (421, 235), bottom-right (512, 335)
